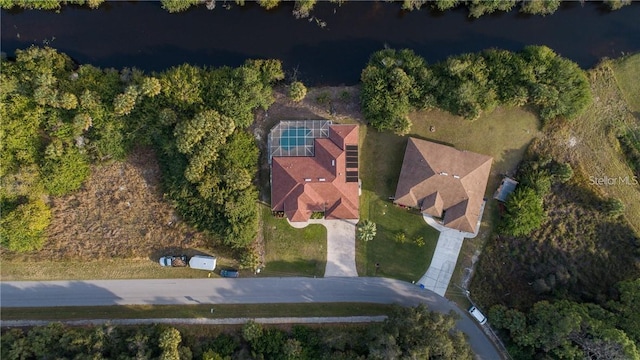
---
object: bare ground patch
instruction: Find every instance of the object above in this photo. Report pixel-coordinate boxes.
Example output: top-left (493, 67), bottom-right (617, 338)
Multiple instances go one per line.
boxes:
top-left (6, 147), bottom-right (211, 262)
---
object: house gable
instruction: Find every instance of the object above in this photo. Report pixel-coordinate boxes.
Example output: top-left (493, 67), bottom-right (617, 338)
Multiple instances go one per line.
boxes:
top-left (394, 138), bottom-right (492, 233)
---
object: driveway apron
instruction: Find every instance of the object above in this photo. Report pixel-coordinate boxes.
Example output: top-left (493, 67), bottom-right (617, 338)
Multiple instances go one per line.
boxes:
top-left (418, 229), bottom-right (465, 296)
top-left (289, 219), bottom-right (358, 277)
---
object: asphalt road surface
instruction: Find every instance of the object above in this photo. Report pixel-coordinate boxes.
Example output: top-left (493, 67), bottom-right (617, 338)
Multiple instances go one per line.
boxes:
top-left (1, 277), bottom-right (501, 359)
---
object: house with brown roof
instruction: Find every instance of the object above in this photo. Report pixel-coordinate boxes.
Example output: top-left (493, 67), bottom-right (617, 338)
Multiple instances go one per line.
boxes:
top-left (270, 121), bottom-right (359, 222)
top-left (394, 138), bottom-right (492, 233)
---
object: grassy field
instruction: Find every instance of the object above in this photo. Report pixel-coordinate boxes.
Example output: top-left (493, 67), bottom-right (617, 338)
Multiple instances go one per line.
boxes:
top-left (531, 58), bottom-right (640, 235)
top-left (612, 54), bottom-right (640, 113)
top-left (356, 107), bottom-right (539, 284)
top-left (260, 205), bottom-right (327, 277)
top-left (0, 303), bottom-right (393, 321)
top-left (0, 253), bottom-right (243, 281)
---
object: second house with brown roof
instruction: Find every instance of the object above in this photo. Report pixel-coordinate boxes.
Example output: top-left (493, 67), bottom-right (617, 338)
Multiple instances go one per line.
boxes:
top-left (270, 121), bottom-right (360, 222)
top-left (394, 138), bottom-right (492, 233)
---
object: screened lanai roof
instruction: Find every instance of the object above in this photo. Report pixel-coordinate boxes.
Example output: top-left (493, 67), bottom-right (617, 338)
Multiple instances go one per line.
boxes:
top-left (268, 120), bottom-right (331, 163)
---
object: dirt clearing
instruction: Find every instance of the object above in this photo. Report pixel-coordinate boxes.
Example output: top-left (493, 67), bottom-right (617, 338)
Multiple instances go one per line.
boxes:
top-left (9, 147), bottom-right (210, 262)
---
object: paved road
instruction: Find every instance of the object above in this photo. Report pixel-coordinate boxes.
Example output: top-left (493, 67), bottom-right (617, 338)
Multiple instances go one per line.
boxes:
top-left (288, 218), bottom-right (358, 277)
top-left (1, 277), bottom-right (501, 359)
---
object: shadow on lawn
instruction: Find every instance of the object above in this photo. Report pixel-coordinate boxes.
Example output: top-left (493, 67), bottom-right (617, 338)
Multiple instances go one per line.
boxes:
top-left (260, 259), bottom-right (325, 278)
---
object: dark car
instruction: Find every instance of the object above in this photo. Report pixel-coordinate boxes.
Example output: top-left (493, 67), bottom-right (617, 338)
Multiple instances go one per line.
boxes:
top-left (220, 269), bottom-right (239, 278)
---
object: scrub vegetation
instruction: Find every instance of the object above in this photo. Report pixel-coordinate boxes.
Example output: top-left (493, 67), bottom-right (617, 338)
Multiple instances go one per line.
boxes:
top-left (0, 47), bottom-right (282, 264)
top-left (471, 55), bottom-right (640, 359)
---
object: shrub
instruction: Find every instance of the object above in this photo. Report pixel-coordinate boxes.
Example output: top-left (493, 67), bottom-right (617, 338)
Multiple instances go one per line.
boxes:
top-left (500, 187), bottom-right (546, 237)
top-left (394, 232), bottom-right (407, 244)
top-left (0, 198), bottom-right (51, 252)
top-left (41, 147), bottom-right (91, 196)
top-left (357, 219), bottom-right (377, 242)
top-left (288, 81), bottom-right (307, 102)
top-left (602, 197), bottom-right (625, 218)
top-left (315, 91), bottom-right (330, 105)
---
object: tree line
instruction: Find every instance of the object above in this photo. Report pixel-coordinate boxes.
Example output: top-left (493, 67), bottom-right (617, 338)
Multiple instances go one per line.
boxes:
top-left (0, 46), bottom-right (282, 258)
top-left (489, 279), bottom-right (640, 359)
top-left (1, 304), bottom-right (473, 360)
top-left (1, 0), bottom-right (632, 18)
top-left (360, 46), bottom-right (592, 134)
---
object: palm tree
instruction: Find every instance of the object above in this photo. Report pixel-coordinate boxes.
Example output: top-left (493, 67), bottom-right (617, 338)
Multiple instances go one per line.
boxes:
top-left (357, 220), bottom-right (377, 242)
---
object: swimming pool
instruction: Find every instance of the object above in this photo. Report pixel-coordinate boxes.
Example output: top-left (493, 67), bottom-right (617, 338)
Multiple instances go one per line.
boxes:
top-left (280, 127), bottom-right (312, 150)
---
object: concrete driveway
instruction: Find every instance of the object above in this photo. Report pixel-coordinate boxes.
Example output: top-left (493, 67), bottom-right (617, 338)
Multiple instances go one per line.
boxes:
top-left (418, 228), bottom-right (465, 296)
top-left (418, 201), bottom-right (485, 296)
top-left (288, 218), bottom-right (358, 277)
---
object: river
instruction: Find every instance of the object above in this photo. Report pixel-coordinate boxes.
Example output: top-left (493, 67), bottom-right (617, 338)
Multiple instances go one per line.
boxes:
top-left (1, 1), bottom-right (639, 85)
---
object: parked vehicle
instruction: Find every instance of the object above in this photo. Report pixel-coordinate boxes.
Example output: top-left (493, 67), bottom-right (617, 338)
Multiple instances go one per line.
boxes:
top-left (468, 306), bottom-right (487, 325)
top-left (159, 255), bottom-right (188, 267)
top-left (189, 255), bottom-right (217, 271)
top-left (220, 269), bottom-right (239, 278)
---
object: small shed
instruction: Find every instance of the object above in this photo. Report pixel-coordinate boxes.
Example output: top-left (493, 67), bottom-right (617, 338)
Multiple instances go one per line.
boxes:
top-left (494, 177), bottom-right (518, 202)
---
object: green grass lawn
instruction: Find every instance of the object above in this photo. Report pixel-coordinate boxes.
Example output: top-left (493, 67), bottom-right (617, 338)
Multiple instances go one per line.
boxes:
top-left (357, 192), bottom-right (438, 281)
top-left (260, 205), bottom-right (327, 277)
top-left (357, 106), bottom-right (540, 289)
top-left (357, 124), bottom-right (439, 281)
top-left (531, 59), bottom-right (640, 235)
top-left (612, 53), bottom-right (640, 113)
top-left (0, 303), bottom-right (394, 321)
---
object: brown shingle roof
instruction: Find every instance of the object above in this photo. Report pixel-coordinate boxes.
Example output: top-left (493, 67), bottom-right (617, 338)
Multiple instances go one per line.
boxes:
top-left (271, 124), bottom-right (359, 222)
top-left (394, 138), bottom-right (492, 233)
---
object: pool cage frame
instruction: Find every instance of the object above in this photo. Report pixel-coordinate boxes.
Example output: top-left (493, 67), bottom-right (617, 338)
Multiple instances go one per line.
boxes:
top-left (268, 120), bottom-right (332, 164)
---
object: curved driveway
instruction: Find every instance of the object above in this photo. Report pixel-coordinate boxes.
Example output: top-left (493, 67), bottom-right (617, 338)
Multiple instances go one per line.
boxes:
top-left (1, 277), bottom-right (501, 359)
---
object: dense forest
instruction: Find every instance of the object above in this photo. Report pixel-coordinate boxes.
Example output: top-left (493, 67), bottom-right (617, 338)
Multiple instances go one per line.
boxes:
top-left (360, 46), bottom-right (591, 134)
top-left (0, 305), bottom-right (473, 360)
top-left (0, 0), bottom-right (633, 17)
top-left (0, 47), bottom-right (282, 263)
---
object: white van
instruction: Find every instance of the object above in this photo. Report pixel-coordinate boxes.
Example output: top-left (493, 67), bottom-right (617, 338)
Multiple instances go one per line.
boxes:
top-left (188, 255), bottom-right (217, 271)
top-left (468, 306), bottom-right (487, 325)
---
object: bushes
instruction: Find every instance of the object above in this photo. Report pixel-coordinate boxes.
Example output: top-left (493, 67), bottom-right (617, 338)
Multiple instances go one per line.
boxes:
top-left (500, 187), bottom-right (545, 237)
top-left (360, 46), bottom-right (592, 134)
top-left (0, 197), bottom-right (51, 252)
top-left (360, 49), bottom-right (427, 134)
top-left (288, 81), bottom-right (307, 102)
top-left (41, 147), bottom-right (91, 196)
top-left (2, 47), bottom-right (283, 254)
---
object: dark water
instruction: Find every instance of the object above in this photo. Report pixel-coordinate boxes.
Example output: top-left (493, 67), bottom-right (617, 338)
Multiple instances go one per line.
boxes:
top-left (1, 1), bottom-right (640, 85)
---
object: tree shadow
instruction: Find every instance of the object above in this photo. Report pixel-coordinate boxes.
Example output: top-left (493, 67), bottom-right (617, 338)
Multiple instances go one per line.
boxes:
top-left (1, 281), bottom-right (123, 307)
